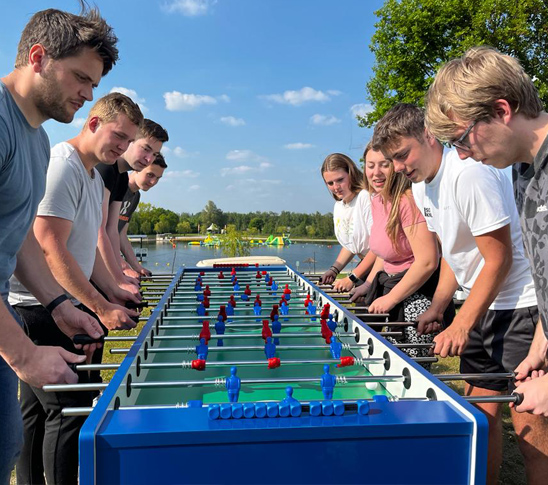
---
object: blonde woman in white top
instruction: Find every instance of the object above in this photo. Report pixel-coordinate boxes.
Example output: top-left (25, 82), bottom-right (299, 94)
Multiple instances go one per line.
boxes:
top-left (320, 153), bottom-right (376, 291)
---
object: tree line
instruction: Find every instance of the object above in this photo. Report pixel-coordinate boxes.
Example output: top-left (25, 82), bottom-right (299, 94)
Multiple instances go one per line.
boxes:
top-left (128, 200), bottom-right (336, 238)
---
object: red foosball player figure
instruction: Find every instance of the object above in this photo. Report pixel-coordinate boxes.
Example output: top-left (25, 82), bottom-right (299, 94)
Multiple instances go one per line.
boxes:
top-left (202, 296), bottom-right (210, 309)
top-left (203, 285), bottom-right (211, 297)
top-left (218, 271), bottom-right (225, 279)
top-left (270, 304), bottom-right (279, 321)
top-left (254, 295), bottom-right (262, 307)
top-left (283, 284), bottom-right (292, 301)
top-left (256, 271), bottom-right (262, 279)
top-left (199, 321), bottom-right (211, 343)
top-left (231, 267), bottom-right (237, 276)
top-left (228, 295), bottom-right (237, 308)
top-left (218, 305), bottom-right (228, 322)
top-left (262, 320), bottom-right (272, 341)
top-left (320, 304), bottom-right (330, 320)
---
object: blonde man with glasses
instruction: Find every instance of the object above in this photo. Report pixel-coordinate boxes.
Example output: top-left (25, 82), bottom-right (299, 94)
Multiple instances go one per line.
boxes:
top-left (426, 46), bottom-right (548, 420)
top-left (372, 103), bottom-right (548, 485)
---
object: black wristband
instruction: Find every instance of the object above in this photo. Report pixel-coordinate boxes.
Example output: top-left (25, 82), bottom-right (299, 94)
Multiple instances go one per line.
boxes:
top-left (46, 294), bottom-right (69, 314)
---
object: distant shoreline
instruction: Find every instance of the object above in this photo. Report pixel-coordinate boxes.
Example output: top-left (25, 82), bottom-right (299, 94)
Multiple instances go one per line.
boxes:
top-left (129, 235), bottom-right (338, 244)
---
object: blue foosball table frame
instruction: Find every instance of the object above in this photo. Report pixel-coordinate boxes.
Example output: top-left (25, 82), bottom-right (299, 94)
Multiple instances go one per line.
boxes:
top-left (79, 265), bottom-right (488, 484)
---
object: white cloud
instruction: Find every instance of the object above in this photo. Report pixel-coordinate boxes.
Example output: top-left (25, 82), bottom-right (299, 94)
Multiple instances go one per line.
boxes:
top-left (350, 103), bottom-right (374, 118)
top-left (110, 87), bottom-right (148, 113)
top-left (71, 117), bottom-right (86, 129)
top-left (310, 114), bottom-right (341, 126)
top-left (164, 91), bottom-right (229, 111)
top-left (327, 90), bottom-right (342, 96)
top-left (259, 162), bottom-right (273, 169)
top-left (225, 149), bottom-right (267, 163)
top-left (189, 184), bottom-right (200, 190)
top-left (164, 170), bottom-right (200, 178)
top-left (284, 142), bottom-right (315, 150)
top-left (162, 0), bottom-right (217, 16)
top-left (220, 116), bottom-right (245, 127)
top-left (261, 86), bottom-right (339, 106)
top-left (221, 165), bottom-right (254, 176)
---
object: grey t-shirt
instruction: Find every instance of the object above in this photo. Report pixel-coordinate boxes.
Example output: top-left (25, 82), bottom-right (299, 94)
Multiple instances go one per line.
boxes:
top-left (0, 81), bottom-right (49, 298)
top-left (9, 142), bottom-right (104, 306)
top-left (516, 134), bottom-right (548, 339)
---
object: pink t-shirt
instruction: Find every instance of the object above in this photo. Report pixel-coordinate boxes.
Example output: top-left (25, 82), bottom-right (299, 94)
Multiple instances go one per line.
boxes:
top-left (369, 193), bottom-right (425, 274)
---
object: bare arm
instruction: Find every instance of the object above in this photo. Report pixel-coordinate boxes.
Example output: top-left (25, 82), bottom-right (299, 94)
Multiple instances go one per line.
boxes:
top-left (321, 247), bottom-right (354, 284)
top-left (97, 188), bottom-right (139, 295)
top-left (0, 299), bottom-right (84, 387)
top-left (120, 223), bottom-right (141, 271)
top-left (433, 224), bottom-right (513, 357)
top-left (34, 216), bottom-right (137, 331)
top-left (14, 226), bottom-right (103, 343)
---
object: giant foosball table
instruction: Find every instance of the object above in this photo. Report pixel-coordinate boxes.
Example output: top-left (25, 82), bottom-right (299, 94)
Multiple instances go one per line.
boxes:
top-left (60, 265), bottom-right (489, 484)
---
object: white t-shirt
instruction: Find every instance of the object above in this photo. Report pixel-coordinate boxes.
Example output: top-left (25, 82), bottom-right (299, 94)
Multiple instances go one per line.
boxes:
top-left (412, 149), bottom-right (537, 310)
top-left (332, 189), bottom-right (372, 257)
top-left (9, 142), bottom-right (104, 306)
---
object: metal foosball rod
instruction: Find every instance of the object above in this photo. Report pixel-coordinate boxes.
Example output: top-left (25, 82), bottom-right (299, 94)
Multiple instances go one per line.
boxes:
top-left (44, 374), bottom-right (407, 392)
top-left (110, 343), bottom-right (372, 354)
top-left (158, 313), bottom-right (389, 320)
top-left (156, 321), bottom-right (414, 330)
top-left (167, 297), bottom-right (310, 306)
top-left (103, 330), bottom-right (404, 342)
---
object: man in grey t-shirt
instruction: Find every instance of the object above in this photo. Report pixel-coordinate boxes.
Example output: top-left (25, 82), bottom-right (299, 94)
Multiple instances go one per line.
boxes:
top-left (9, 93), bottom-right (143, 484)
top-left (425, 47), bottom-right (548, 417)
top-left (0, 8), bottom-right (119, 482)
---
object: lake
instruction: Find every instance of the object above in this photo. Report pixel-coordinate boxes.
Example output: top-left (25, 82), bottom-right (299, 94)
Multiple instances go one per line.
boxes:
top-left (132, 241), bottom-right (353, 274)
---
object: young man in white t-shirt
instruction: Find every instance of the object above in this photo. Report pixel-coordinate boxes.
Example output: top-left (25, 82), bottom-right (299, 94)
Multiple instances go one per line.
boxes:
top-left (8, 93), bottom-right (143, 484)
top-left (371, 103), bottom-right (548, 485)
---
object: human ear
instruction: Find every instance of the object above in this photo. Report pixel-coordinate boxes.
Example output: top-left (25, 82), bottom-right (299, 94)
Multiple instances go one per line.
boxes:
top-left (29, 44), bottom-right (47, 73)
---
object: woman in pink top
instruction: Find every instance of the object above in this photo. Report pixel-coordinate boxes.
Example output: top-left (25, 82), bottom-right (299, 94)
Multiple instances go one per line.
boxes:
top-left (351, 144), bottom-right (453, 361)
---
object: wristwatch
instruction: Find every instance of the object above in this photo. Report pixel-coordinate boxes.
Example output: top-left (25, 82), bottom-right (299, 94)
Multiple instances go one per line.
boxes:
top-left (348, 273), bottom-right (360, 284)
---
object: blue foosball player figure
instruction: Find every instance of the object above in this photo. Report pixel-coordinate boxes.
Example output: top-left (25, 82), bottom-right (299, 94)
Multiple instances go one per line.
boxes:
top-left (226, 303), bottom-right (235, 322)
top-left (264, 337), bottom-right (276, 359)
top-left (327, 315), bottom-right (337, 332)
top-left (308, 303), bottom-right (317, 321)
top-left (226, 366), bottom-right (241, 403)
top-left (321, 364), bottom-right (336, 399)
top-left (254, 303), bottom-right (262, 323)
top-left (197, 303), bottom-right (207, 317)
top-left (271, 315), bottom-right (282, 345)
top-left (280, 301), bottom-right (289, 322)
top-left (330, 338), bottom-right (342, 359)
top-left (195, 338), bottom-right (208, 360)
top-left (233, 282), bottom-right (240, 291)
top-left (271, 281), bottom-right (278, 295)
top-left (215, 316), bottom-right (226, 347)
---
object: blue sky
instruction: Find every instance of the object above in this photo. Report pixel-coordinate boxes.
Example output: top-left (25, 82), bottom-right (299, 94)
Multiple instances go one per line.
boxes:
top-left (0, 0), bottom-right (385, 214)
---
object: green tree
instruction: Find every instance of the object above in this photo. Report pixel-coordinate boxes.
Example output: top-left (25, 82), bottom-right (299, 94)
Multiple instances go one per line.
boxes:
top-left (361, 0), bottom-right (548, 126)
top-left (248, 217), bottom-right (264, 234)
top-left (200, 200), bottom-right (226, 232)
top-left (219, 224), bottom-right (250, 257)
top-left (176, 221), bottom-right (191, 235)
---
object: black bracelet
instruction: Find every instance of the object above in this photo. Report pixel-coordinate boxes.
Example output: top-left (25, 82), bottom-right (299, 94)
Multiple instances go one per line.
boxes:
top-left (46, 294), bottom-right (69, 314)
top-left (330, 266), bottom-right (340, 275)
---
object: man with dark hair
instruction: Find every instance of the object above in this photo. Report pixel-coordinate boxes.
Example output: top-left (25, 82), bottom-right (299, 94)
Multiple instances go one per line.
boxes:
top-left (0, 7), bottom-right (118, 483)
top-left (10, 92), bottom-right (142, 484)
top-left (96, 118), bottom-right (169, 285)
top-left (119, 154), bottom-right (168, 276)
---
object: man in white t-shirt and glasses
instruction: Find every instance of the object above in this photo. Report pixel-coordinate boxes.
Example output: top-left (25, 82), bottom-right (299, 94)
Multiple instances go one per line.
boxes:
top-left (371, 103), bottom-right (548, 485)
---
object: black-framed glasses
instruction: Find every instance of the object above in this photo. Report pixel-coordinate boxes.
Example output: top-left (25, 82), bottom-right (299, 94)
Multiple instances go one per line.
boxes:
top-left (447, 120), bottom-right (478, 151)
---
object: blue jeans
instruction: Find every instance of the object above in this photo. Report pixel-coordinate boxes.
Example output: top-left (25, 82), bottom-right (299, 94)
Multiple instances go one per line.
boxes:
top-left (0, 301), bottom-right (24, 485)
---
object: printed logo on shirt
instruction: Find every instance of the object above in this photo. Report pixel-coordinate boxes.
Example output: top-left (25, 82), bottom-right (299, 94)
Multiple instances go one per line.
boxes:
top-left (537, 204), bottom-right (548, 213)
top-left (424, 207), bottom-right (433, 217)
top-left (120, 200), bottom-right (131, 215)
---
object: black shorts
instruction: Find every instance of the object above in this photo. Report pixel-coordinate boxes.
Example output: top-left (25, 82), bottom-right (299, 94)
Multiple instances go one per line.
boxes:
top-left (460, 306), bottom-right (538, 391)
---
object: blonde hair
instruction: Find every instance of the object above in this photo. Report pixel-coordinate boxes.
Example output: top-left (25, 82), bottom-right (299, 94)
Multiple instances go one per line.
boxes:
top-left (363, 143), bottom-right (417, 252)
top-left (86, 92), bottom-right (143, 129)
top-left (426, 46), bottom-right (543, 142)
top-left (321, 153), bottom-right (365, 201)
